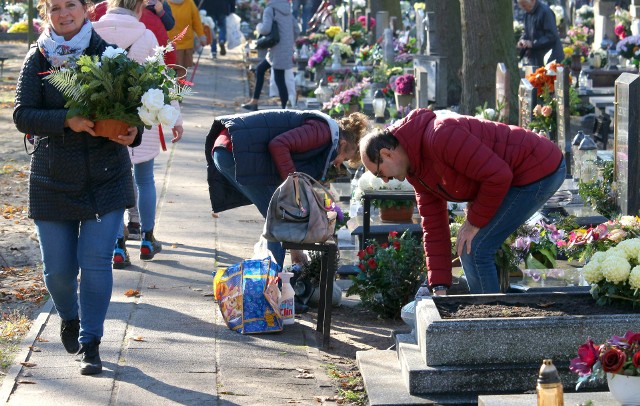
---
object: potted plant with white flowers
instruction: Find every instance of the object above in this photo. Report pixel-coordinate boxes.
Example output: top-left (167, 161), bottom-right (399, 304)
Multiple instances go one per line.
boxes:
top-left (45, 44), bottom-right (191, 142)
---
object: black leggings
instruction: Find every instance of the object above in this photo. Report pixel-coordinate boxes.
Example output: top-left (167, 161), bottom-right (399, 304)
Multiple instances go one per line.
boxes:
top-left (253, 59), bottom-right (288, 108)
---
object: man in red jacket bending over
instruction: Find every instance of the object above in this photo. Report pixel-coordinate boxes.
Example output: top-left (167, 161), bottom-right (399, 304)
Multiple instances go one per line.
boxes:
top-left (359, 109), bottom-right (565, 295)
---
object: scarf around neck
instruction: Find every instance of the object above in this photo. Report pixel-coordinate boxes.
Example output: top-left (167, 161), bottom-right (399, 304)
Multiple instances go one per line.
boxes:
top-left (37, 20), bottom-right (93, 68)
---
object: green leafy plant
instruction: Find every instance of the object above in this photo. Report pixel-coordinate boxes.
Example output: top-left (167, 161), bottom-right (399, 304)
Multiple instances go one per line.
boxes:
top-left (577, 160), bottom-right (620, 220)
top-left (347, 230), bottom-right (425, 319)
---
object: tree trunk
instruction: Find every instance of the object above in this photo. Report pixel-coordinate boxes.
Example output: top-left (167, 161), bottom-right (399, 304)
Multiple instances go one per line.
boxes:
top-left (428, 0), bottom-right (462, 106)
top-left (459, 0), bottom-right (519, 123)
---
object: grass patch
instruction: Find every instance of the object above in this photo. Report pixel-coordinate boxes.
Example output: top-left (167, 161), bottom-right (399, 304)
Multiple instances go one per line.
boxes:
top-left (0, 311), bottom-right (32, 371)
top-left (325, 363), bottom-right (367, 406)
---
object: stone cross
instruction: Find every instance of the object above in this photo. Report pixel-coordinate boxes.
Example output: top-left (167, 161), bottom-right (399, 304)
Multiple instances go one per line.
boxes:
top-left (518, 79), bottom-right (536, 129)
top-left (555, 66), bottom-right (571, 173)
top-left (495, 63), bottom-right (509, 123)
top-left (613, 73), bottom-right (640, 215)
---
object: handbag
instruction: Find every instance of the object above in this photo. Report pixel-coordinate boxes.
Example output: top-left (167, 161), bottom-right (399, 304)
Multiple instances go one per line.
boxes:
top-left (262, 172), bottom-right (337, 244)
top-left (255, 8), bottom-right (280, 49)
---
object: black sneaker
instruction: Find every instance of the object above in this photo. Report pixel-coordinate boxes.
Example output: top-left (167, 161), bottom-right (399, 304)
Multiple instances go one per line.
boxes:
top-left (126, 222), bottom-right (141, 240)
top-left (219, 42), bottom-right (226, 56)
top-left (113, 238), bottom-right (131, 269)
top-left (78, 341), bottom-right (102, 375)
top-left (60, 317), bottom-right (80, 354)
top-left (140, 229), bottom-right (162, 261)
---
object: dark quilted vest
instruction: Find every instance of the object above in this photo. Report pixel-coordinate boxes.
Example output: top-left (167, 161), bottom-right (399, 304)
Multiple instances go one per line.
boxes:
top-left (14, 32), bottom-right (136, 220)
top-left (205, 110), bottom-right (333, 213)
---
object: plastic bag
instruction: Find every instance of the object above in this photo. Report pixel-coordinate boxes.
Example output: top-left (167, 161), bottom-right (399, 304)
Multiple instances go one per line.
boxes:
top-left (213, 257), bottom-right (282, 334)
top-left (269, 68), bottom-right (297, 107)
top-left (225, 13), bottom-right (244, 49)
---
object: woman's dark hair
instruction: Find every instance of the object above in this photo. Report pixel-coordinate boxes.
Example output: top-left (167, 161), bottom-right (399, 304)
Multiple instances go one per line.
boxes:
top-left (362, 129), bottom-right (399, 164)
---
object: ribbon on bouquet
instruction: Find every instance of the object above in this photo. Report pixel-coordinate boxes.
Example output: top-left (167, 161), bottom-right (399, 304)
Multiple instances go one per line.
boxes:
top-left (158, 124), bottom-right (167, 151)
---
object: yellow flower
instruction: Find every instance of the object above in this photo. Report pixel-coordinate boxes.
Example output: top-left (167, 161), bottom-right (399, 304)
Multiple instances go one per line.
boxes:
top-left (629, 266), bottom-right (640, 289)
top-left (563, 46), bottom-right (574, 57)
top-left (325, 26), bottom-right (342, 39)
top-left (414, 2), bottom-right (425, 10)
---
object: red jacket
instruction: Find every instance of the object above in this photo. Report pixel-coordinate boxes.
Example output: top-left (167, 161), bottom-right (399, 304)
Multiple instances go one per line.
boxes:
top-left (388, 109), bottom-right (563, 287)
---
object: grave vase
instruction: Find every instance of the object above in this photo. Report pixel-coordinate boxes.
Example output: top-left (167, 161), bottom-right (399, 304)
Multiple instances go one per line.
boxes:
top-left (570, 54), bottom-right (582, 86)
top-left (606, 373), bottom-right (640, 405)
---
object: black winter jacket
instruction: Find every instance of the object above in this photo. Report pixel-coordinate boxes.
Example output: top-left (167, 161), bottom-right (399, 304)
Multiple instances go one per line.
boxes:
top-left (205, 110), bottom-right (335, 213)
top-left (520, 0), bottom-right (564, 67)
top-left (14, 31), bottom-right (141, 221)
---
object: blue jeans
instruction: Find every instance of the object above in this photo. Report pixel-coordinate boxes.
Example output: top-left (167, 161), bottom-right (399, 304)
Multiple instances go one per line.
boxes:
top-left (460, 159), bottom-right (566, 294)
top-left (212, 147), bottom-right (286, 267)
top-left (213, 13), bottom-right (226, 46)
top-left (119, 159), bottom-right (156, 238)
top-left (35, 209), bottom-right (123, 344)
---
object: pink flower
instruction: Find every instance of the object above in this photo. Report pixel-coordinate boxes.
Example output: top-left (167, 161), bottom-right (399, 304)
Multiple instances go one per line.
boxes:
top-left (533, 104), bottom-right (542, 116)
top-left (541, 105), bottom-right (553, 117)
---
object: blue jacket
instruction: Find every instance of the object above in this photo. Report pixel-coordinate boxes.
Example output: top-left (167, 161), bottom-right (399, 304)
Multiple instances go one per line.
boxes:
top-left (205, 110), bottom-right (336, 213)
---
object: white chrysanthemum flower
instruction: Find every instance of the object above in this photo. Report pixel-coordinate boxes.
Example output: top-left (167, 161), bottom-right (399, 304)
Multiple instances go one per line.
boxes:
top-left (605, 247), bottom-right (626, 259)
top-left (369, 176), bottom-right (386, 190)
top-left (141, 88), bottom-right (166, 112)
top-left (146, 50), bottom-right (163, 64)
top-left (582, 258), bottom-right (604, 284)
top-left (629, 266), bottom-right (640, 289)
top-left (600, 255), bottom-right (631, 284)
top-left (387, 179), bottom-right (403, 190)
top-left (157, 104), bottom-right (179, 128)
top-left (399, 180), bottom-right (414, 191)
top-left (614, 238), bottom-right (640, 260)
top-left (137, 106), bottom-right (157, 127)
top-left (102, 46), bottom-right (127, 59)
top-left (357, 171), bottom-right (376, 191)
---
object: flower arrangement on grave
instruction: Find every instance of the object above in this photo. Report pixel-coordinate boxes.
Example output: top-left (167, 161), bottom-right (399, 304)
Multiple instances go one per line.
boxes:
top-left (353, 170), bottom-right (415, 210)
top-left (333, 31), bottom-right (354, 46)
top-left (550, 5), bottom-right (564, 27)
top-left (45, 44), bottom-right (190, 132)
top-left (308, 32), bottom-right (329, 46)
top-left (393, 73), bottom-right (415, 95)
top-left (331, 42), bottom-right (354, 60)
top-left (325, 25), bottom-right (342, 39)
top-left (616, 35), bottom-right (640, 67)
top-left (322, 78), bottom-right (369, 116)
top-left (323, 194), bottom-right (349, 230)
top-left (526, 62), bottom-right (561, 96)
top-left (357, 15), bottom-right (375, 29)
top-left (590, 48), bottom-right (608, 69)
top-left (570, 331), bottom-right (640, 389)
top-left (612, 9), bottom-right (633, 40)
top-left (529, 98), bottom-right (557, 135)
top-left (307, 43), bottom-right (331, 70)
top-left (347, 230), bottom-right (426, 319)
top-left (563, 24), bottom-right (593, 63)
top-left (578, 237), bottom-right (640, 307)
top-left (295, 36), bottom-right (310, 49)
top-left (356, 44), bottom-right (375, 65)
top-left (576, 4), bottom-right (594, 28)
top-left (557, 214), bottom-right (640, 263)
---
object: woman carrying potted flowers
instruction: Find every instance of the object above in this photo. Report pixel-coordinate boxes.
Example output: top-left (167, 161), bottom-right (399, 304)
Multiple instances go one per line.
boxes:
top-left (13, 0), bottom-right (142, 375)
top-left (93, 0), bottom-right (184, 268)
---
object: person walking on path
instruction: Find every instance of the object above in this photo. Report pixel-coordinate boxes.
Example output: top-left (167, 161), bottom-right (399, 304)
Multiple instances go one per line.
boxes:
top-left (241, 0), bottom-right (299, 110)
top-left (94, 0), bottom-right (184, 269)
top-left (167, 0), bottom-right (206, 78)
top-left (201, 0), bottom-right (234, 57)
top-left (206, 110), bottom-right (368, 268)
top-left (517, 0), bottom-right (564, 68)
top-left (13, 0), bottom-right (141, 375)
top-left (359, 109), bottom-right (565, 296)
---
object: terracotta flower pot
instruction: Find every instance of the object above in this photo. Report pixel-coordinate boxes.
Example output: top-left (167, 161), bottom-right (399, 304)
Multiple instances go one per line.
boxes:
top-left (93, 119), bottom-right (130, 141)
top-left (379, 203), bottom-right (415, 223)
